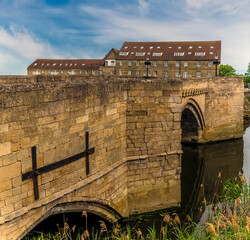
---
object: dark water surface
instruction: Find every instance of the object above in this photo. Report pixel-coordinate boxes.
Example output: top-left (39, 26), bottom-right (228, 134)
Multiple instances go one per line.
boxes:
top-left (24, 125), bottom-right (250, 238)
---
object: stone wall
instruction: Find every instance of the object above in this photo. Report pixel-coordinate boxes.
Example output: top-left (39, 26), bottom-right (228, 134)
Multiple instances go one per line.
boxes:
top-left (203, 77), bottom-right (244, 142)
top-left (0, 76), bottom-right (182, 240)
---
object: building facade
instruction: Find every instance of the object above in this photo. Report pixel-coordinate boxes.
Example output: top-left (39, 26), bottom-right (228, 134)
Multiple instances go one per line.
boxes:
top-left (27, 41), bottom-right (221, 78)
top-left (113, 41), bottom-right (221, 78)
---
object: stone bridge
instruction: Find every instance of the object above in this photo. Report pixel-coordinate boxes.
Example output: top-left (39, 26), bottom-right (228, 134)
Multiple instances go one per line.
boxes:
top-left (0, 76), bottom-right (244, 239)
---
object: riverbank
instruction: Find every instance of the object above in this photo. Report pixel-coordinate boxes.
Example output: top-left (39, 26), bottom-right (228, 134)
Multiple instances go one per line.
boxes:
top-left (23, 173), bottom-right (249, 240)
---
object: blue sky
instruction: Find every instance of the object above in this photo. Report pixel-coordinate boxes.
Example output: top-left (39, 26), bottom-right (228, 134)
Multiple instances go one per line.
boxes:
top-left (0, 0), bottom-right (249, 75)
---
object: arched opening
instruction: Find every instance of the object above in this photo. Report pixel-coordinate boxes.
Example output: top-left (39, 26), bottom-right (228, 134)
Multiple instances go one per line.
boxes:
top-left (20, 201), bottom-right (121, 239)
top-left (23, 212), bottom-right (112, 239)
top-left (181, 100), bottom-right (205, 143)
top-left (181, 108), bottom-right (199, 141)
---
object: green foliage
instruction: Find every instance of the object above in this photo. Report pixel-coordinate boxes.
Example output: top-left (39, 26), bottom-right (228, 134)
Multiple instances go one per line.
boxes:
top-left (244, 62), bottom-right (250, 83)
top-left (219, 64), bottom-right (237, 76)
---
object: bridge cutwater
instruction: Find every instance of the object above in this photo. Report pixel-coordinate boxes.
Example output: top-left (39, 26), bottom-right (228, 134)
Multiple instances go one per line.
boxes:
top-left (0, 76), bottom-right (244, 239)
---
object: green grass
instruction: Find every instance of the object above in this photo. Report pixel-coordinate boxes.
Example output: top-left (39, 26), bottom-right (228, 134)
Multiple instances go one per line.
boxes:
top-left (24, 173), bottom-right (249, 240)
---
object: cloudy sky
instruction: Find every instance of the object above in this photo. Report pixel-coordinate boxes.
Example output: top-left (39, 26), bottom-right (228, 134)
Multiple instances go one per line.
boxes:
top-left (0, 0), bottom-right (249, 75)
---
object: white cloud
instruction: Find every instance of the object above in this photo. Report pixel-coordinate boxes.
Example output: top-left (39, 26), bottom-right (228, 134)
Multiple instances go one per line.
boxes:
top-left (185, 0), bottom-right (250, 17)
top-left (138, 0), bottom-right (149, 12)
top-left (80, 4), bottom-right (250, 72)
top-left (0, 25), bottom-right (61, 59)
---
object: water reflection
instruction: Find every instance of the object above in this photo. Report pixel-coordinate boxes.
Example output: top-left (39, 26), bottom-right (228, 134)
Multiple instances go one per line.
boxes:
top-left (181, 125), bottom-right (250, 220)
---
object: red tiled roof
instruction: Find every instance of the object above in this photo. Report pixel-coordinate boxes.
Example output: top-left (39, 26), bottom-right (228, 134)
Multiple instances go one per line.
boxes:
top-left (117, 41), bottom-right (221, 61)
top-left (27, 59), bottom-right (105, 70)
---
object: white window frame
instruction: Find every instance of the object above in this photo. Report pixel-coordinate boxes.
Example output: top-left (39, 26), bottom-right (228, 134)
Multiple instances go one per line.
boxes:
top-left (176, 61), bottom-right (180, 67)
top-left (136, 70), bottom-right (140, 76)
top-left (128, 70), bottom-right (132, 75)
top-left (175, 71), bottom-right (180, 77)
top-left (164, 61), bottom-right (168, 67)
top-left (184, 61), bottom-right (188, 67)
top-left (136, 60), bottom-right (140, 66)
top-left (197, 61), bottom-right (202, 67)
top-left (183, 71), bottom-right (188, 78)
top-left (208, 72), bottom-right (212, 77)
top-left (196, 71), bottom-right (201, 77)
top-left (153, 71), bottom-right (157, 77)
top-left (119, 70), bottom-right (123, 76)
top-left (120, 61), bottom-right (123, 66)
top-left (128, 60), bottom-right (132, 66)
top-left (153, 61), bottom-right (157, 66)
top-left (164, 71), bottom-right (168, 77)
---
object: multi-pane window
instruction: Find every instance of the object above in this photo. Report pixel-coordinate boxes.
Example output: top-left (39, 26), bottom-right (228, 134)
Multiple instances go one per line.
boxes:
top-left (184, 61), bottom-right (188, 67)
top-left (164, 71), bottom-right (168, 77)
top-left (183, 71), bottom-right (188, 78)
top-left (208, 72), bottom-right (212, 77)
top-left (196, 71), bottom-right (201, 77)
top-left (197, 61), bottom-right (201, 67)
top-left (120, 61), bottom-right (123, 66)
top-left (128, 61), bottom-right (132, 66)
top-left (128, 70), bottom-right (132, 75)
top-left (176, 61), bottom-right (180, 67)
top-left (153, 71), bottom-right (157, 76)
top-left (60, 70), bottom-right (63, 74)
top-left (120, 70), bottom-right (123, 75)
top-left (175, 71), bottom-right (180, 77)
top-left (164, 61), bottom-right (168, 67)
top-left (208, 61), bottom-right (212, 67)
top-left (136, 70), bottom-right (140, 76)
top-left (153, 61), bottom-right (157, 66)
top-left (111, 61), bottom-right (115, 66)
top-left (48, 70), bottom-right (51, 74)
top-left (136, 60), bottom-right (140, 66)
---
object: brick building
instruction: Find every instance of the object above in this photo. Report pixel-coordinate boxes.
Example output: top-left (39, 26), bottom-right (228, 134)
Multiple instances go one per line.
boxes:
top-left (112, 41), bottom-right (221, 78)
top-left (27, 41), bottom-right (221, 78)
top-left (27, 59), bottom-right (105, 76)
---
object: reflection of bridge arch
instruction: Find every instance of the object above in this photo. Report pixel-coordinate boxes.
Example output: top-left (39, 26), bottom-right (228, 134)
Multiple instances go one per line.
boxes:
top-left (19, 201), bottom-right (121, 239)
top-left (181, 98), bottom-right (205, 142)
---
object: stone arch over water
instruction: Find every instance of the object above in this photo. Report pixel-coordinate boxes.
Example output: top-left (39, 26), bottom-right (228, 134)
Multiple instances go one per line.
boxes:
top-left (19, 201), bottom-right (121, 239)
top-left (181, 98), bottom-right (205, 142)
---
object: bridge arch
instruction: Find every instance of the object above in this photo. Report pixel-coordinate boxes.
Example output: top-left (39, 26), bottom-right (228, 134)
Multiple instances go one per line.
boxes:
top-left (181, 98), bottom-right (205, 142)
top-left (18, 201), bottom-right (122, 239)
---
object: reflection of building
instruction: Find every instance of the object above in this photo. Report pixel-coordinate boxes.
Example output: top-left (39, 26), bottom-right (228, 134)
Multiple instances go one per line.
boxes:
top-left (27, 41), bottom-right (221, 78)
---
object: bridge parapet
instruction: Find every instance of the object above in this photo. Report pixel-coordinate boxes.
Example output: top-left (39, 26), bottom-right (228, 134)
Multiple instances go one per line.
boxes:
top-left (0, 77), bottom-right (182, 239)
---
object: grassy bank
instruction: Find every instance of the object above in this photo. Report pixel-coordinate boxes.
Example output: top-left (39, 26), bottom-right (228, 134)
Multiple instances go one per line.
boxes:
top-left (24, 173), bottom-right (249, 240)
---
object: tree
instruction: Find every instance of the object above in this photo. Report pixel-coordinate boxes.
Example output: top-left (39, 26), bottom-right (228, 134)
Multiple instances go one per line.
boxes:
top-left (244, 62), bottom-right (250, 84)
top-left (219, 64), bottom-right (237, 76)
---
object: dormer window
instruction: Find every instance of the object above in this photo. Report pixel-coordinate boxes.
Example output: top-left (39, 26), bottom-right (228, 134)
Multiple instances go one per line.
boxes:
top-left (198, 46), bottom-right (202, 49)
top-left (168, 46), bottom-right (172, 49)
top-left (149, 46), bottom-right (153, 49)
top-left (53, 63), bottom-right (56, 66)
top-left (210, 46), bottom-right (214, 48)
top-left (124, 46), bottom-right (128, 49)
top-left (178, 46), bottom-right (182, 49)
top-left (119, 52), bottom-right (129, 56)
top-left (195, 52), bottom-right (205, 56)
top-left (140, 46), bottom-right (144, 49)
top-left (189, 46), bottom-right (193, 49)
top-left (152, 52), bottom-right (163, 56)
top-left (174, 52), bottom-right (185, 56)
top-left (34, 63), bottom-right (37, 66)
top-left (136, 52), bottom-right (145, 56)
top-left (157, 46), bottom-right (161, 49)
